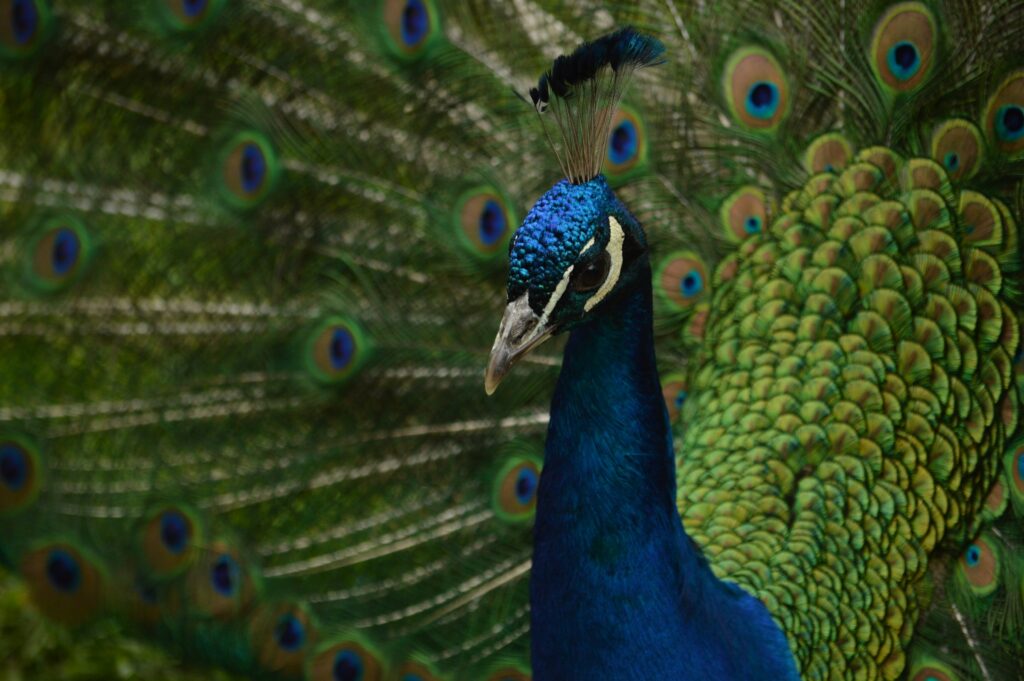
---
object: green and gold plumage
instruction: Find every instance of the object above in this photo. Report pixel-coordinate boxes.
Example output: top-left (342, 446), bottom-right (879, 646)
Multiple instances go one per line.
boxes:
top-left (1, 0), bottom-right (1023, 679)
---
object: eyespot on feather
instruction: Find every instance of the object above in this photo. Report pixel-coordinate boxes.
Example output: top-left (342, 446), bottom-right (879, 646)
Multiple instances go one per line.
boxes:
top-left (158, 0), bottom-right (224, 31)
top-left (0, 436), bottom-right (41, 514)
top-left (956, 536), bottom-right (999, 596)
top-left (382, 0), bottom-right (439, 58)
top-left (984, 70), bottom-right (1024, 154)
top-left (908, 658), bottom-right (958, 681)
top-left (27, 217), bottom-right (91, 291)
top-left (140, 506), bottom-right (202, 576)
top-left (186, 541), bottom-right (253, 618)
top-left (218, 132), bottom-right (279, 209)
top-left (603, 106), bottom-right (647, 178)
top-left (656, 251), bottom-right (708, 310)
top-left (0, 0), bottom-right (52, 58)
top-left (804, 133), bottom-right (854, 175)
top-left (307, 634), bottom-right (385, 681)
top-left (958, 191), bottom-right (1002, 247)
top-left (493, 455), bottom-right (542, 524)
top-left (454, 188), bottom-right (515, 258)
top-left (870, 3), bottom-right (936, 92)
top-left (661, 373), bottom-right (689, 423)
top-left (930, 120), bottom-right (983, 182)
top-left (396, 660), bottom-right (444, 681)
top-left (1006, 442), bottom-right (1024, 506)
top-left (20, 541), bottom-right (106, 626)
top-left (252, 604), bottom-right (316, 678)
top-left (720, 186), bottom-right (771, 242)
top-left (982, 476), bottom-right (1007, 520)
top-left (723, 47), bottom-right (789, 130)
top-left (305, 317), bottom-right (367, 385)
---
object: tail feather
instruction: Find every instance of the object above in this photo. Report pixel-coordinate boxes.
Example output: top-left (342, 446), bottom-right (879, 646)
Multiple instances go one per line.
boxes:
top-left (3, 0), bottom-right (1024, 679)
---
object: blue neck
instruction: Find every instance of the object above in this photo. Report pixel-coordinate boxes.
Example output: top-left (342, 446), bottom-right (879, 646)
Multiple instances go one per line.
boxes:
top-left (530, 266), bottom-right (798, 680)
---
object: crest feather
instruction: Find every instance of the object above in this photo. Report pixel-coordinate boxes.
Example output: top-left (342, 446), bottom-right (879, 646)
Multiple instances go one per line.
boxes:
top-left (529, 28), bottom-right (664, 184)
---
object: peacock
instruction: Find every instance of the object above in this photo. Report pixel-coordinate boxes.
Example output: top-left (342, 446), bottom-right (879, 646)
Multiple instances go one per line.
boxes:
top-left (2, 0), bottom-right (1024, 679)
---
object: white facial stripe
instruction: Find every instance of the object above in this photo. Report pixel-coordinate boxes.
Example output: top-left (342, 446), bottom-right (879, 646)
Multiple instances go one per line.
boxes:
top-left (540, 264), bottom-right (573, 325)
top-left (584, 216), bottom-right (625, 312)
top-left (579, 237), bottom-right (595, 255)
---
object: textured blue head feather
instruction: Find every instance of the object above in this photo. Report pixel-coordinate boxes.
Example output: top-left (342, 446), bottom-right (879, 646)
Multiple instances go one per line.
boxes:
top-left (508, 177), bottom-right (627, 310)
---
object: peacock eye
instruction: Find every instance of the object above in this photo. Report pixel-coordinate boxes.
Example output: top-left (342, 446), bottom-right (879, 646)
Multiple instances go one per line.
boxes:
top-left (572, 251), bottom-right (611, 293)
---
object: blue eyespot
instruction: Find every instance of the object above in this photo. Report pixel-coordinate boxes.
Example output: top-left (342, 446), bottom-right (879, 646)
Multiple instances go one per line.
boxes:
top-left (674, 389), bottom-right (688, 409)
top-left (182, 0), bottom-right (208, 18)
top-left (680, 270), bottom-right (704, 298)
top-left (1017, 452), bottom-right (1024, 478)
top-left (401, 0), bottom-right (428, 47)
top-left (965, 544), bottom-right (981, 567)
top-left (886, 41), bottom-right (920, 81)
top-left (333, 650), bottom-right (364, 681)
top-left (46, 549), bottom-right (81, 593)
top-left (479, 199), bottom-right (507, 247)
top-left (943, 151), bottom-right (960, 172)
top-left (514, 467), bottom-right (538, 506)
top-left (745, 81), bottom-right (779, 120)
top-left (240, 143), bottom-right (267, 194)
top-left (329, 328), bottom-right (355, 371)
top-left (744, 216), bottom-right (762, 234)
top-left (307, 318), bottom-right (366, 384)
top-left (11, 0), bottom-right (38, 45)
top-left (275, 613), bottom-right (305, 652)
top-left (608, 119), bottom-right (639, 166)
top-left (159, 510), bottom-right (189, 554)
top-left (211, 554), bottom-right (238, 596)
top-left (0, 444), bottom-right (27, 491)
top-left (996, 105), bottom-right (1024, 142)
top-left (51, 228), bottom-right (80, 276)
top-left (493, 456), bottom-right (541, 523)
top-left (402, 675), bottom-right (425, 681)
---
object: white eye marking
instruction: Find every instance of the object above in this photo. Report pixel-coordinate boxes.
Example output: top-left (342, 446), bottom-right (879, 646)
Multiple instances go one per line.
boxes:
top-left (578, 237), bottom-right (595, 255)
top-left (584, 216), bottom-right (624, 312)
top-left (540, 264), bottom-right (573, 326)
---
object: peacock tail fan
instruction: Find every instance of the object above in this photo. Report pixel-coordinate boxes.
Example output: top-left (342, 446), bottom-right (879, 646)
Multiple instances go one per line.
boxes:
top-left (1, 0), bottom-right (1024, 680)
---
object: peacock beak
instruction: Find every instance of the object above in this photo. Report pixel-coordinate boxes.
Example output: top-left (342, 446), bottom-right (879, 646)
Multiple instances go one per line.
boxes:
top-left (485, 295), bottom-right (555, 395)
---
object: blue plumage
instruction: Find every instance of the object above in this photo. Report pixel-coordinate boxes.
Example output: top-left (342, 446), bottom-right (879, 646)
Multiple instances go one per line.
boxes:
top-left (507, 178), bottom-right (628, 308)
top-left (11, 0), bottom-right (36, 45)
top-left (746, 81), bottom-right (780, 120)
top-left (211, 554), bottom-right (239, 596)
top-left (401, 0), bottom-right (430, 47)
top-left (182, 0), bottom-right (208, 19)
top-left (45, 549), bottom-right (81, 593)
top-left (159, 513), bottom-right (188, 554)
top-left (0, 444), bottom-right (27, 490)
top-left (529, 28), bottom-right (665, 107)
top-left (886, 41), bottom-right (921, 81)
top-left (996, 105), bottom-right (1024, 142)
top-left (607, 119), bottom-right (638, 166)
top-left (275, 613), bottom-right (306, 652)
top-left (510, 179), bottom-right (799, 680)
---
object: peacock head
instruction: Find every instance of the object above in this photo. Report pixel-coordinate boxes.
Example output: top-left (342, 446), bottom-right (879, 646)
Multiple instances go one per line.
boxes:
top-left (484, 176), bottom-right (648, 394)
top-left (483, 27), bottom-right (664, 395)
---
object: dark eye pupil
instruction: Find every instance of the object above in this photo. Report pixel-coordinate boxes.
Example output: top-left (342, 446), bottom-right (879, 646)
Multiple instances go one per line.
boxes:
top-left (574, 252), bottom-right (610, 292)
top-left (894, 43), bottom-right (916, 69)
top-left (1004, 106), bottom-right (1024, 133)
top-left (211, 556), bottom-right (235, 594)
top-left (750, 83), bottom-right (774, 107)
